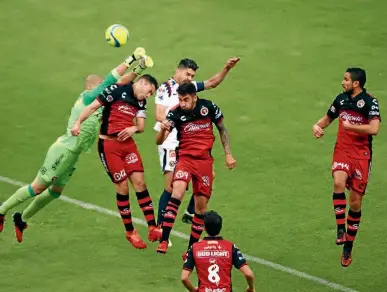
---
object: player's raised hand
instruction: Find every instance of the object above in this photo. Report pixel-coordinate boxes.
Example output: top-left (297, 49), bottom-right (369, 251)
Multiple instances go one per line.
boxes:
top-left (312, 124), bottom-right (324, 139)
top-left (117, 126), bottom-right (138, 141)
top-left (225, 57), bottom-right (240, 70)
top-left (71, 122), bottom-right (81, 136)
top-left (225, 153), bottom-right (237, 170)
top-left (160, 120), bottom-right (172, 131)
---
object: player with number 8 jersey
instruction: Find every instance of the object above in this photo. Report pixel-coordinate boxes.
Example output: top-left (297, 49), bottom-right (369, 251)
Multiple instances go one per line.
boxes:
top-left (181, 211), bottom-right (255, 292)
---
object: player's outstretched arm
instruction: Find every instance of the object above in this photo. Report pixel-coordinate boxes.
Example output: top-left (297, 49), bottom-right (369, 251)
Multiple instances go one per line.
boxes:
top-left (71, 99), bottom-right (102, 136)
top-left (181, 270), bottom-right (198, 292)
top-left (203, 57), bottom-right (240, 90)
top-left (215, 120), bottom-right (236, 169)
top-left (240, 265), bottom-right (255, 292)
top-left (312, 114), bottom-right (333, 139)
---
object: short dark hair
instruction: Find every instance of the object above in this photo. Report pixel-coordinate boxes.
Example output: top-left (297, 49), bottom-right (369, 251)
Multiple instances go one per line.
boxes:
top-left (204, 210), bottom-right (223, 236)
top-left (178, 58), bottom-right (199, 71)
top-left (346, 67), bottom-right (366, 88)
top-left (177, 82), bottom-right (197, 96)
top-left (139, 74), bottom-right (158, 89)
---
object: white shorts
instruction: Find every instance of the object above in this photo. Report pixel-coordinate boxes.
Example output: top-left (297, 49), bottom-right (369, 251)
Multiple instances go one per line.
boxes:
top-left (158, 146), bottom-right (177, 172)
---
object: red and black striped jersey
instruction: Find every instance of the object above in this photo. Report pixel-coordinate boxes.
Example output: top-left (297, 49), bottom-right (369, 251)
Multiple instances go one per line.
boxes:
top-left (97, 83), bottom-right (146, 136)
top-left (183, 236), bottom-right (247, 292)
top-left (327, 90), bottom-right (381, 159)
top-left (166, 98), bottom-right (223, 159)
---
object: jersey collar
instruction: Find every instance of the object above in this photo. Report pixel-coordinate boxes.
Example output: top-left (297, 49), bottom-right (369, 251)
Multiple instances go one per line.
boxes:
top-left (204, 236), bottom-right (223, 240)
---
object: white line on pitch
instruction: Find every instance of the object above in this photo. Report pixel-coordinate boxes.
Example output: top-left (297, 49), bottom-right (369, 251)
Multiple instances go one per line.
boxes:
top-left (0, 175), bottom-right (359, 292)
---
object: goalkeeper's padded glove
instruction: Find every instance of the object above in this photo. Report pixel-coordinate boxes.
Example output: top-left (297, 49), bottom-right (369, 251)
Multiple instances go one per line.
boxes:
top-left (133, 55), bottom-right (154, 75)
top-left (124, 47), bottom-right (146, 67)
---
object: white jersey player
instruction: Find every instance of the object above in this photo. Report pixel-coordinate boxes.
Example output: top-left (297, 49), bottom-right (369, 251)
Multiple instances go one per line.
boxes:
top-left (154, 57), bottom-right (240, 227)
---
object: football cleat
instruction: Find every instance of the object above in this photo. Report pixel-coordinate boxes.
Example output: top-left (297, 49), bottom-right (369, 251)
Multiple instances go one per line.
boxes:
top-left (182, 211), bottom-right (194, 224)
top-left (341, 244), bottom-right (353, 267)
top-left (126, 229), bottom-right (147, 249)
top-left (148, 225), bottom-right (162, 242)
top-left (13, 212), bottom-right (27, 243)
top-left (156, 241), bottom-right (169, 254)
top-left (336, 228), bottom-right (346, 245)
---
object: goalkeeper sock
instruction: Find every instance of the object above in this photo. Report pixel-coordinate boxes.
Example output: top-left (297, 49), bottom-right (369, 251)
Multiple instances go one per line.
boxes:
top-left (21, 188), bottom-right (60, 222)
top-left (186, 195), bottom-right (195, 215)
top-left (136, 190), bottom-right (156, 227)
top-left (0, 185), bottom-right (36, 215)
top-left (116, 193), bottom-right (134, 232)
top-left (161, 197), bottom-right (181, 242)
top-left (188, 213), bottom-right (205, 249)
top-left (157, 189), bottom-right (172, 225)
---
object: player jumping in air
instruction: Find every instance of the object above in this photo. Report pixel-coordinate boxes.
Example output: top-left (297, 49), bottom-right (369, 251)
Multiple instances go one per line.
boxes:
top-left (0, 47), bottom-right (151, 242)
top-left (71, 67), bottom-right (160, 249)
top-left (312, 68), bottom-right (381, 267)
top-left (181, 210), bottom-right (255, 292)
top-left (155, 82), bottom-right (236, 255)
top-left (154, 57), bottom-right (240, 229)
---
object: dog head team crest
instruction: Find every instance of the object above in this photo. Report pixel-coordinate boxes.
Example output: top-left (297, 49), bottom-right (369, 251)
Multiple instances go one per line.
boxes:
top-left (357, 99), bottom-right (365, 108)
top-left (200, 106), bottom-right (209, 116)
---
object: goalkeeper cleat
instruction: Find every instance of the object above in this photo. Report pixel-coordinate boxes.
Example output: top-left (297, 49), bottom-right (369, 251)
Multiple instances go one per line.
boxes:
top-left (341, 243), bottom-right (353, 267)
top-left (156, 241), bottom-right (169, 254)
top-left (13, 212), bottom-right (27, 243)
top-left (182, 211), bottom-right (194, 224)
top-left (336, 228), bottom-right (346, 245)
top-left (126, 229), bottom-right (147, 249)
top-left (148, 225), bottom-right (162, 242)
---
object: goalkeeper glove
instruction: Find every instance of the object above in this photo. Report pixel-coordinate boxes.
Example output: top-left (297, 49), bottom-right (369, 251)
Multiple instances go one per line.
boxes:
top-left (124, 47), bottom-right (146, 67)
top-left (133, 55), bottom-right (154, 75)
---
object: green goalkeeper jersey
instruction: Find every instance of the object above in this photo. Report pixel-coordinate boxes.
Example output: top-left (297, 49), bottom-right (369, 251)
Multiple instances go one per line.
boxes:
top-left (57, 70), bottom-right (120, 153)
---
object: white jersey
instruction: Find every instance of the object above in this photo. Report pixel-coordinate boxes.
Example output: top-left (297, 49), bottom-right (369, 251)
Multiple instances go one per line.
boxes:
top-left (154, 77), bottom-right (205, 149)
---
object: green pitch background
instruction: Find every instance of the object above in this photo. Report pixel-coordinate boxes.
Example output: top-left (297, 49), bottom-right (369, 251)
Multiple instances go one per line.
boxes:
top-left (1, 0), bottom-right (386, 291)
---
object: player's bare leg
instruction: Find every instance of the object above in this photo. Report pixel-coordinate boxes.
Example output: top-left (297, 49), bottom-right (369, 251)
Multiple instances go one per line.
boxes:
top-left (157, 180), bottom-right (187, 254)
top-left (332, 170), bottom-right (349, 245)
top-left (0, 178), bottom-right (46, 238)
top-left (128, 172), bottom-right (161, 242)
top-left (341, 189), bottom-right (363, 267)
top-left (183, 195), bottom-right (208, 260)
top-left (115, 178), bottom-right (146, 249)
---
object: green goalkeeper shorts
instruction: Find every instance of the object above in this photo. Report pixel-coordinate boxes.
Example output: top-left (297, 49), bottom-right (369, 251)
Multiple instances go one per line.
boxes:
top-left (35, 141), bottom-right (80, 187)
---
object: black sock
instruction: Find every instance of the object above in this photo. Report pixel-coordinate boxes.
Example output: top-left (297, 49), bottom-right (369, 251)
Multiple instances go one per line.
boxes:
top-left (332, 192), bottom-right (346, 231)
top-left (136, 190), bottom-right (156, 227)
top-left (186, 195), bottom-right (195, 215)
top-left (188, 213), bottom-right (205, 249)
top-left (158, 189), bottom-right (172, 225)
top-left (161, 197), bottom-right (181, 242)
top-left (116, 193), bottom-right (134, 232)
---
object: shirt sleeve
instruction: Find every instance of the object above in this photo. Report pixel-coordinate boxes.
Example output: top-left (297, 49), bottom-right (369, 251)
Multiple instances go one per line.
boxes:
top-left (326, 95), bottom-right (341, 120)
top-left (96, 83), bottom-right (122, 106)
top-left (210, 101), bottom-right (224, 124)
top-left (192, 81), bottom-right (205, 93)
top-left (368, 98), bottom-right (381, 121)
top-left (232, 244), bottom-right (247, 269)
top-left (166, 109), bottom-right (179, 131)
top-left (136, 100), bottom-right (147, 118)
top-left (155, 84), bottom-right (170, 105)
top-left (83, 70), bottom-right (120, 105)
top-left (183, 247), bottom-right (195, 271)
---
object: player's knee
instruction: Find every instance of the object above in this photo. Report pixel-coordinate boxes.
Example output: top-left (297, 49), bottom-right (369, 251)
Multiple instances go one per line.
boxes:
top-left (171, 182), bottom-right (186, 200)
top-left (349, 192), bottom-right (362, 211)
top-left (132, 180), bottom-right (146, 192)
top-left (333, 179), bottom-right (346, 192)
top-left (30, 180), bottom-right (47, 195)
top-left (115, 179), bottom-right (129, 194)
top-left (50, 186), bottom-right (63, 197)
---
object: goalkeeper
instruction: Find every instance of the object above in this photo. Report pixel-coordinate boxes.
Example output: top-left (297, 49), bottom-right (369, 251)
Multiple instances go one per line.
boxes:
top-left (0, 47), bottom-right (153, 242)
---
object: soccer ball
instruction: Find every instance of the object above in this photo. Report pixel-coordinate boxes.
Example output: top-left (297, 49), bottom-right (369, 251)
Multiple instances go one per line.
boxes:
top-left (105, 24), bottom-right (129, 47)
